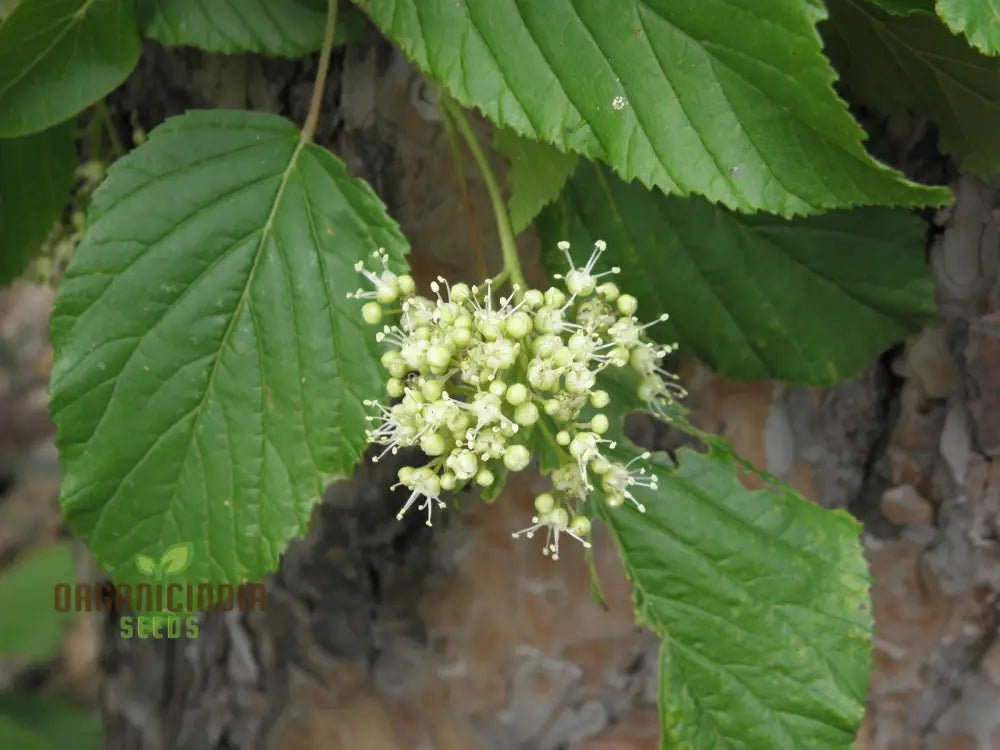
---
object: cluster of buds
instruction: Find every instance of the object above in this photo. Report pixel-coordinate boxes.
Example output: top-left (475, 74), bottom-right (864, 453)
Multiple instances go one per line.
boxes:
top-left (348, 241), bottom-right (684, 559)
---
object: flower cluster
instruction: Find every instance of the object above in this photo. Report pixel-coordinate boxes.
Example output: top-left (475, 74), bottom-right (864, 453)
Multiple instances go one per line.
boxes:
top-left (349, 241), bottom-right (684, 559)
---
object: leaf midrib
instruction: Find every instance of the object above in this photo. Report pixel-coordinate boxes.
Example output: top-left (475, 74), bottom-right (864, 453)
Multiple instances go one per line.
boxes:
top-left (145, 130), bottom-right (312, 564)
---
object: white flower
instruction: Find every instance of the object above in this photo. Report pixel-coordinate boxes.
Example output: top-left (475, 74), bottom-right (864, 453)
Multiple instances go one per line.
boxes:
top-left (393, 467), bottom-right (446, 526)
top-left (550, 462), bottom-right (590, 500)
top-left (553, 240), bottom-right (620, 298)
top-left (348, 249), bottom-right (414, 305)
top-left (511, 495), bottom-right (591, 560)
top-left (350, 238), bottom-right (684, 549)
top-left (594, 453), bottom-right (659, 512)
top-left (568, 431), bottom-right (617, 487)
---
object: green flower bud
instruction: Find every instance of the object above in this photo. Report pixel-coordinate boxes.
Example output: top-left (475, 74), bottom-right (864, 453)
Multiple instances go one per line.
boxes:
top-left (476, 468), bottom-right (495, 487)
top-left (590, 390), bottom-right (610, 408)
top-left (544, 372), bottom-right (561, 393)
top-left (567, 332), bottom-right (593, 359)
top-left (398, 466), bottom-right (415, 483)
top-left (557, 430), bottom-right (571, 446)
top-left (534, 493), bottom-right (555, 514)
top-left (386, 378), bottom-right (405, 398)
top-left (503, 445), bottom-right (531, 472)
top-left (489, 380), bottom-right (507, 397)
top-left (437, 302), bottom-right (458, 325)
top-left (544, 287), bottom-right (566, 307)
top-left (552, 346), bottom-right (574, 368)
top-left (523, 289), bottom-right (544, 309)
top-left (447, 411), bottom-right (471, 434)
top-left (533, 334), bottom-right (561, 358)
top-left (505, 383), bottom-right (528, 406)
top-left (514, 402), bottom-right (540, 426)
top-left (534, 306), bottom-right (563, 334)
top-left (617, 294), bottom-right (638, 316)
top-left (477, 318), bottom-right (502, 340)
top-left (450, 283), bottom-right (471, 303)
top-left (590, 414), bottom-right (610, 434)
top-left (420, 432), bottom-right (446, 456)
top-left (597, 282), bottom-right (620, 301)
top-left (504, 311), bottom-right (532, 338)
top-left (590, 455), bottom-right (612, 474)
top-left (381, 351), bottom-right (407, 379)
top-left (440, 471), bottom-right (457, 491)
top-left (362, 302), bottom-right (383, 325)
top-left (397, 274), bottom-right (416, 296)
top-left (449, 327), bottom-right (473, 348)
top-left (426, 344), bottom-right (452, 370)
top-left (570, 516), bottom-right (591, 536)
top-left (420, 379), bottom-right (443, 401)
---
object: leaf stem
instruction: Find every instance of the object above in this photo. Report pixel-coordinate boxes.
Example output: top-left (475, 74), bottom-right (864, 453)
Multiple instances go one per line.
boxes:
top-left (440, 96), bottom-right (526, 294)
top-left (490, 268), bottom-right (510, 287)
top-left (439, 98), bottom-right (488, 280)
top-left (302, 0), bottom-right (339, 140)
top-left (97, 100), bottom-right (123, 158)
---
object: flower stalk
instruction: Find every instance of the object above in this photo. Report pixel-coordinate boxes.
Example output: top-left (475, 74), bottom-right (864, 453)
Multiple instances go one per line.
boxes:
top-left (439, 95), bottom-right (527, 294)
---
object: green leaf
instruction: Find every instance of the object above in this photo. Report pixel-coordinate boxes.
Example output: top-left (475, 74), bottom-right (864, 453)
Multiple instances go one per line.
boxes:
top-left (538, 161), bottom-right (935, 385)
top-left (0, 543), bottom-right (77, 659)
top-left (936, 0), bottom-right (1000, 55)
top-left (0, 0), bottom-right (140, 138)
top-left (136, 0), bottom-right (367, 57)
top-left (493, 127), bottom-right (578, 235)
top-left (597, 443), bottom-right (871, 749)
top-left (358, 0), bottom-right (949, 216)
top-left (823, 0), bottom-right (1000, 174)
top-left (0, 695), bottom-right (101, 750)
top-left (49, 110), bottom-right (409, 590)
top-left (0, 120), bottom-right (75, 284)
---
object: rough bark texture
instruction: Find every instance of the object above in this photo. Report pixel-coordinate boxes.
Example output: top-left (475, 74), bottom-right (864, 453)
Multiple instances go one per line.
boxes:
top-left (3, 33), bottom-right (1000, 750)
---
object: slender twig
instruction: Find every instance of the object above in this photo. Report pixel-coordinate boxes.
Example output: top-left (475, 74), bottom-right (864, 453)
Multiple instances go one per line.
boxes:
top-left (438, 100), bottom-right (488, 279)
top-left (302, 0), bottom-right (339, 140)
top-left (439, 96), bottom-right (526, 295)
top-left (489, 268), bottom-right (510, 287)
top-left (85, 107), bottom-right (104, 163)
top-left (97, 100), bottom-right (124, 157)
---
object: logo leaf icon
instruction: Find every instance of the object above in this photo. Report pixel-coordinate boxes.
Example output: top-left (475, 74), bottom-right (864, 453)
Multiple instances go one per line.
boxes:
top-left (160, 542), bottom-right (193, 575)
top-left (135, 554), bottom-right (157, 576)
